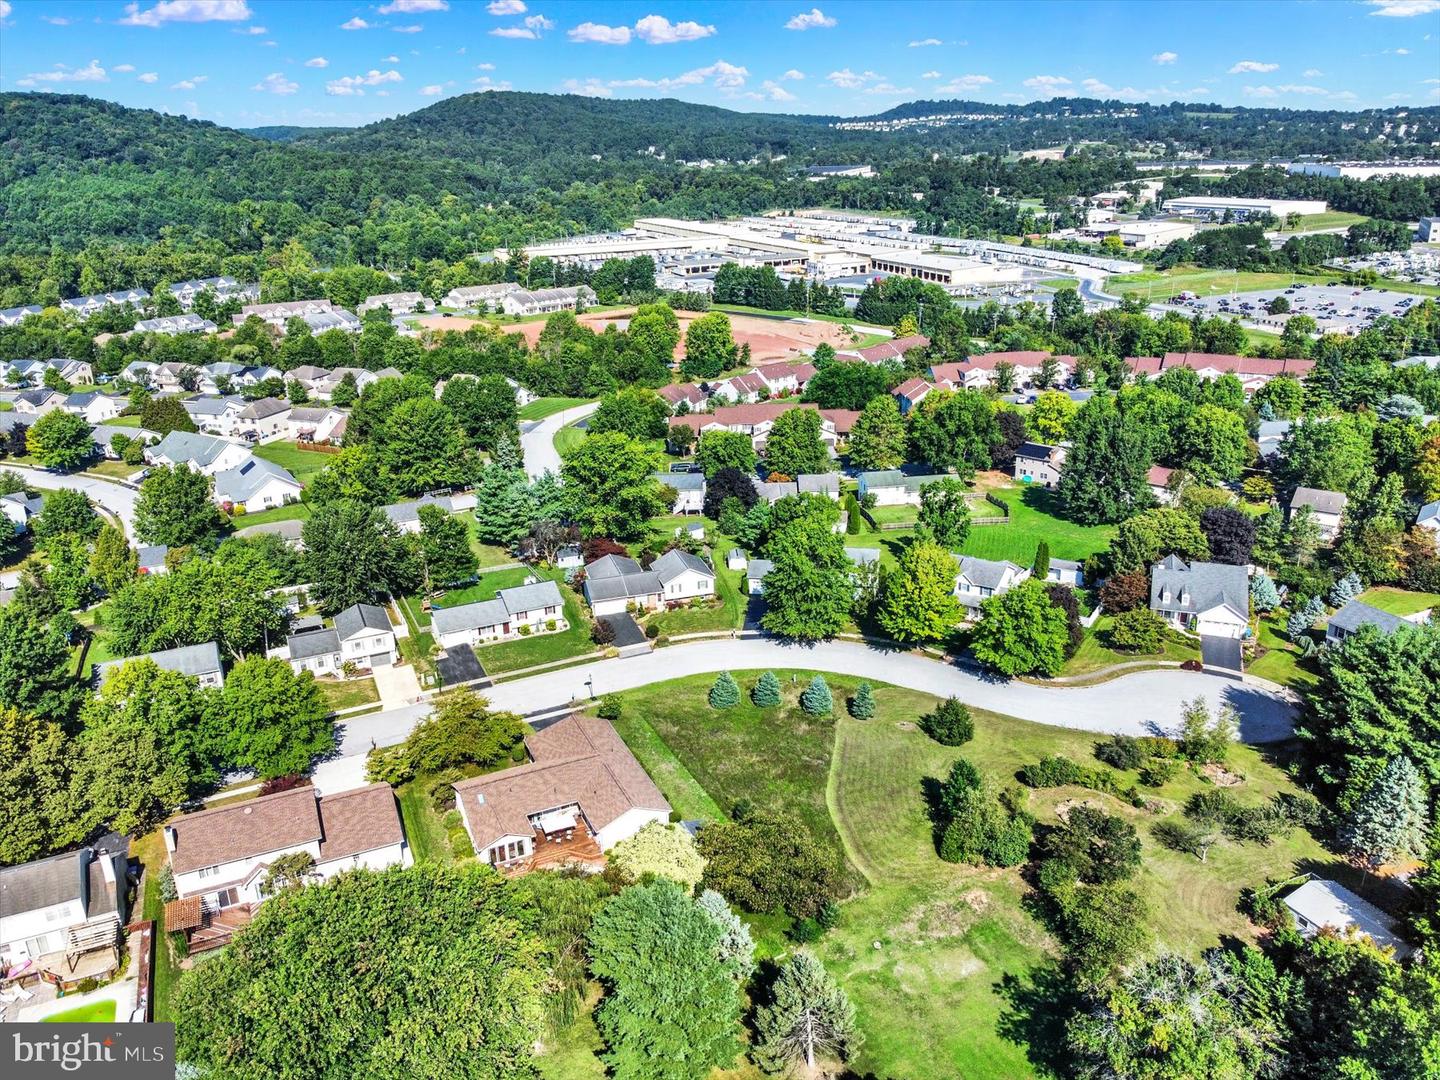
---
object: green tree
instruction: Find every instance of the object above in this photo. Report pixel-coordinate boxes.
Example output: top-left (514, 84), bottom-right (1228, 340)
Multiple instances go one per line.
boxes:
top-left (329, 371), bottom-right (359, 408)
top-left (1029, 390), bottom-right (1077, 443)
top-left (848, 680), bottom-right (875, 719)
top-left (917, 476), bottom-right (971, 549)
top-left (800, 674), bottom-right (833, 715)
top-left (31, 488), bottom-right (99, 542)
top-left (302, 500), bottom-right (418, 614)
top-left (589, 387), bottom-right (670, 441)
top-left (695, 889), bottom-right (756, 982)
top-left (1250, 572), bottom-right (1280, 612)
top-left (1109, 607), bottom-right (1167, 653)
top-left (1180, 403), bottom-right (1249, 483)
top-left (682, 311), bottom-right (738, 380)
top-left (106, 556), bottom-right (287, 661)
top-left (607, 822), bottom-right (705, 888)
top-left (587, 879), bottom-right (743, 1080)
top-left (877, 538), bottom-right (963, 643)
top-left (83, 658), bottom-right (224, 785)
top-left (1058, 394), bottom-right (1153, 525)
top-left (751, 671), bottom-right (781, 707)
top-left (366, 689), bottom-right (526, 785)
top-left (172, 865), bottom-right (546, 1080)
top-left (376, 396), bottom-right (473, 496)
top-left (765, 408), bottom-right (829, 478)
top-left (1340, 755), bottom-right (1430, 866)
top-left (69, 718), bottom-right (190, 841)
top-left (89, 524), bottom-right (137, 595)
top-left (697, 810), bottom-right (841, 918)
top-left (1043, 804), bottom-right (1143, 884)
top-left (417, 503), bottom-right (478, 589)
top-left (25, 410), bottom-right (93, 470)
top-left (561, 432), bottom-right (666, 539)
top-left (134, 464), bottom-right (223, 547)
top-left (440, 373), bottom-right (519, 453)
top-left (1108, 507), bottom-right (1210, 573)
top-left (472, 464), bottom-right (538, 548)
top-left (920, 697), bottom-right (973, 746)
top-left (1277, 415), bottom-right (1375, 497)
top-left (139, 395), bottom-right (197, 436)
top-left (709, 671), bottom-right (740, 709)
top-left (905, 389), bottom-right (1000, 480)
top-left (971, 579), bottom-right (1071, 677)
top-left (753, 952), bottom-right (863, 1076)
top-left (846, 394), bottom-right (908, 471)
top-left (0, 600), bottom-right (85, 720)
top-left (0, 708), bottom-right (77, 864)
top-left (695, 430), bottom-right (757, 479)
top-left (221, 657), bottom-right (334, 779)
top-left (760, 511), bottom-right (853, 641)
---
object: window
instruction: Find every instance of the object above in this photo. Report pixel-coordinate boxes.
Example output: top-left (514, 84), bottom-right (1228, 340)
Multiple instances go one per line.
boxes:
top-left (197, 865), bottom-right (221, 879)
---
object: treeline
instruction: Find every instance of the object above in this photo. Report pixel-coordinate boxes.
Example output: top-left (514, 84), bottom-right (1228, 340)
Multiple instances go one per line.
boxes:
top-left (1154, 221), bottom-right (1413, 273)
top-left (711, 264), bottom-right (848, 316)
top-left (1162, 165), bottom-right (1440, 222)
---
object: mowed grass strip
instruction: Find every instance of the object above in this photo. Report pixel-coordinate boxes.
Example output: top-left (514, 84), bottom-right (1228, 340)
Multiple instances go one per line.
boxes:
top-left (958, 485), bottom-right (1116, 566)
top-left (518, 397), bottom-right (592, 421)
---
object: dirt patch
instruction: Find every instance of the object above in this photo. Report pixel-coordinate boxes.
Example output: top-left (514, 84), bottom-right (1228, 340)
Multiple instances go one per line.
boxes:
top-left (894, 721), bottom-right (919, 732)
top-left (895, 895), bottom-right (986, 940)
top-left (1201, 763), bottom-right (1245, 787)
top-left (1054, 797), bottom-right (1105, 823)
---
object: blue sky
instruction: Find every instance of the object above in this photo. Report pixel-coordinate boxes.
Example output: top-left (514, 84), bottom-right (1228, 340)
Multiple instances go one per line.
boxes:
top-left (1, 0), bottom-right (1437, 128)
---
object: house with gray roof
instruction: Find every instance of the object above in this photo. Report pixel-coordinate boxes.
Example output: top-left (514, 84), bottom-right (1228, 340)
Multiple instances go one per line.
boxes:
top-left (134, 313), bottom-right (217, 336)
top-left (234, 518), bottom-right (306, 549)
top-left (272, 602), bottom-right (395, 676)
top-left (213, 456), bottom-right (303, 514)
top-left (382, 495), bottom-right (453, 535)
top-left (0, 840), bottom-right (129, 970)
top-left (13, 387), bottom-right (62, 416)
top-left (858, 469), bottom-right (951, 506)
top-left (91, 423), bottom-right (158, 459)
top-left (1288, 486), bottom-right (1348, 542)
top-left (651, 548), bottom-right (715, 604)
top-left (954, 555), bottom-right (1031, 613)
top-left (746, 558), bottom-right (775, 594)
top-left (98, 642), bottom-right (225, 688)
top-left (146, 430), bottom-right (252, 475)
top-left (1043, 557), bottom-right (1086, 589)
top-left (137, 545), bottom-right (169, 575)
top-left (237, 396), bottom-right (292, 440)
top-left (583, 554), bottom-right (664, 617)
top-left (1415, 500), bottom-right (1439, 533)
top-left (1326, 598), bottom-right (1432, 646)
top-left (432, 577), bottom-right (567, 649)
top-left (1149, 555), bottom-right (1249, 638)
top-left (1283, 878), bottom-right (1411, 959)
top-left (1, 491), bottom-right (45, 535)
top-left (183, 395), bottom-right (248, 437)
top-left (1257, 419), bottom-right (1292, 460)
top-left (0, 304), bottom-right (43, 327)
top-left (653, 471), bottom-right (706, 515)
top-left (62, 391), bottom-right (123, 425)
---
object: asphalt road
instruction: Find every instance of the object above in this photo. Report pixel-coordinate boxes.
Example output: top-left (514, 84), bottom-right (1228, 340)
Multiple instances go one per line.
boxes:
top-left (520, 401), bottom-right (599, 479)
top-left (6, 465), bottom-right (139, 536)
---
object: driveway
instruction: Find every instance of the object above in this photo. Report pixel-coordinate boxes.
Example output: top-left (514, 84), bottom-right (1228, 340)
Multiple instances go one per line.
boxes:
top-left (329, 637), bottom-right (1297, 768)
top-left (7, 465), bottom-right (139, 537)
top-left (1200, 635), bottom-right (1244, 675)
top-left (371, 660), bottom-right (423, 710)
top-left (520, 401), bottom-right (599, 479)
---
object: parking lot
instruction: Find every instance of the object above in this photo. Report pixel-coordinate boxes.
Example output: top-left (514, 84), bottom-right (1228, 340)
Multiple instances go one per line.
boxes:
top-left (1168, 281), bottom-right (1427, 335)
top-left (1334, 248), bottom-right (1440, 287)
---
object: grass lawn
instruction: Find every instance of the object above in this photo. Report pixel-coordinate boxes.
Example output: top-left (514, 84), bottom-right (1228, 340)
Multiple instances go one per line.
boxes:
top-left (712, 302), bottom-right (891, 335)
top-left (588, 671), bottom-right (1343, 1079)
top-left (434, 565), bottom-right (534, 608)
top-left (472, 568), bottom-right (597, 675)
top-left (1061, 615), bottom-right (1200, 677)
top-left (1284, 211), bottom-right (1369, 231)
top-left (229, 502), bottom-right (312, 530)
top-left (396, 781), bottom-right (458, 866)
top-left (641, 531), bottom-right (748, 638)
top-left (518, 397), bottom-right (592, 421)
top-left (314, 676), bottom-right (378, 712)
top-left (956, 484), bottom-right (1115, 566)
top-left (553, 422), bottom-right (586, 458)
top-left (84, 460), bottom-right (143, 482)
top-left (251, 441), bottom-right (336, 485)
top-left (463, 515), bottom-right (516, 569)
top-left (1248, 611), bottom-right (1322, 691)
top-left (134, 832), bottom-right (180, 1024)
top-left (1039, 277), bottom-right (1079, 290)
top-left (865, 503), bottom-right (920, 529)
top-left (106, 414), bottom-right (142, 428)
top-left (43, 1000), bottom-right (117, 1023)
top-left (1106, 266), bottom-right (1334, 301)
top-left (1355, 585), bottom-right (1440, 617)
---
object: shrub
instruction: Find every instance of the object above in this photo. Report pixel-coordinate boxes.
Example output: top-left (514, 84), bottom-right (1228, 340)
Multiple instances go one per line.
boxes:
top-left (157, 865), bottom-right (178, 904)
top-left (709, 672), bottom-right (741, 709)
top-left (591, 619), bottom-right (616, 645)
top-left (790, 917), bottom-right (823, 943)
top-left (442, 809), bottom-right (462, 829)
top-left (1094, 735), bottom-right (1147, 771)
top-left (258, 774), bottom-right (310, 797)
top-left (596, 694), bottom-right (623, 721)
top-left (751, 671), bottom-right (781, 707)
top-left (847, 681), bottom-right (875, 720)
top-left (76, 978), bottom-right (100, 994)
top-left (646, 623), bottom-right (660, 640)
top-left (449, 830), bottom-right (475, 859)
top-left (545, 619), bottom-right (557, 632)
top-left (1138, 758), bottom-right (1182, 787)
top-left (1240, 882), bottom-right (1296, 931)
top-left (1107, 608), bottom-right (1166, 653)
top-left (517, 624), bottom-right (532, 636)
top-left (1153, 819), bottom-right (1220, 861)
top-left (1040, 806), bottom-right (1142, 885)
top-left (815, 900), bottom-right (840, 929)
top-left (1020, 755), bottom-right (1082, 788)
top-left (919, 697), bottom-right (973, 746)
top-left (800, 675), bottom-right (832, 715)
top-left (1176, 697), bottom-right (1237, 765)
top-left (1099, 570), bottom-right (1149, 613)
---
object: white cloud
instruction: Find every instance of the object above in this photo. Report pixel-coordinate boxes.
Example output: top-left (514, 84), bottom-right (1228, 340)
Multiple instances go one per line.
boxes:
top-left (420, 84), bottom-right (444, 95)
top-left (908, 38), bottom-right (942, 47)
top-left (383, 54), bottom-right (400, 62)
top-left (305, 56), bottom-right (329, 67)
top-left (487, 0), bottom-right (526, 12)
top-left (378, 0), bottom-right (448, 13)
top-left (138, 71), bottom-right (158, 82)
top-left (119, 0), bottom-right (252, 28)
top-left (781, 69), bottom-right (804, 80)
top-left (0, 1), bottom-right (12, 19)
top-left (612, 59), bottom-right (749, 91)
top-left (1394, 47), bottom-right (1412, 53)
top-left (491, 26), bottom-right (536, 38)
top-left (1228, 59), bottom-right (1278, 73)
top-left (392, 25), bottom-right (424, 33)
top-left (760, 79), bottom-right (795, 101)
top-left (326, 69), bottom-right (404, 95)
top-left (525, 14), bottom-right (553, 29)
top-left (785, 8), bottom-right (835, 30)
top-left (827, 67), bottom-right (882, 89)
top-left (341, 17), bottom-right (369, 30)
top-left (252, 72), bottom-right (298, 94)
top-left (1023, 74), bottom-right (1073, 92)
top-left (1243, 85), bottom-right (1278, 97)
top-left (42, 14), bottom-right (74, 25)
top-left (15, 59), bottom-right (109, 86)
top-left (1329, 90), bottom-right (1358, 100)
top-left (1366, 0), bottom-right (1440, 14)
top-left (1304, 68), bottom-right (1324, 77)
top-left (569, 22), bottom-right (631, 44)
top-left (114, 63), bottom-right (136, 72)
top-left (1152, 51), bottom-right (1177, 64)
top-left (237, 24), bottom-right (265, 34)
top-left (476, 62), bottom-right (495, 70)
top-left (1275, 84), bottom-right (1328, 94)
top-left (864, 82), bottom-right (913, 96)
top-left (921, 70), bottom-right (941, 79)
top-left (936, 74), bottom-right (993, 93)
top-left (472, 75), bottom-right (512, 91)
top-left (634, 14), bottom-right (715, 43)
top-left (561, 77), bottom-right (612, 97)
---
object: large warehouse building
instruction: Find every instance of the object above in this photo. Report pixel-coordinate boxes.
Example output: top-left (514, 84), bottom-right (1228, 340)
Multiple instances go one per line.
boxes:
top-left (1161, 195), bottom-right (1329, 220)
top-left (1287, 161), bottom-right (1440, 180)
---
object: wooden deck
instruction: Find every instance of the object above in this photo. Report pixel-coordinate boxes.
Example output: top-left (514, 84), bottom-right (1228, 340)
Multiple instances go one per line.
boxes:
top-left (503, 822), bottom-right (604, 876)
top-left (186, 905), bottom-right (254, 954)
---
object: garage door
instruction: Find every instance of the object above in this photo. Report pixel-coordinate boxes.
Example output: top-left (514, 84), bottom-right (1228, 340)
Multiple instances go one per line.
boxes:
top-left (369, 652), bottom-right (392, 668)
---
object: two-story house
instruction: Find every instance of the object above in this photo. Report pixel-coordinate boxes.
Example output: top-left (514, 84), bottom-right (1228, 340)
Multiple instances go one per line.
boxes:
top-left (1288, 486), bottom-right (1348, 543)
top-left (1149, 555), bottom-right (1249, 638)
top-left (1013, 442), bottom-right (1067, 488)
top-left (654, 471), bottom-right (706, 515)
top-left (581, 551), bottom-right (714, 617)
top-left (954, 555), bottom-right (1031, 615)
top-left (271, 603), bottom-right (397, 676)
top-left (0, 840), bottom-right (129, 970)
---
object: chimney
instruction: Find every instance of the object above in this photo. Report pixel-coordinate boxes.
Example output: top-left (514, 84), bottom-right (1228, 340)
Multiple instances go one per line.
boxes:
top-left (163, 826), bottom-right (177, 853)
top-left (99, 853), bottom-right (117, 885)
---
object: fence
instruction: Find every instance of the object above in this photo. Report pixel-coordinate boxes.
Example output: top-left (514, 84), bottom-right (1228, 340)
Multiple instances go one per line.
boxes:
top-left (969, 491), bottom-right (1011, 527)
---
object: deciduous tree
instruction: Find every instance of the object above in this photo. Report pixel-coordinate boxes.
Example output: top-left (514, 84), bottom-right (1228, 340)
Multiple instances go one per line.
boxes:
top-left (134, 464), bottom-right (223, 548)
top-left (971, 579), bottom-right (1071, 677)
top-left (876, 538), bottom-right (963, 643)
top-left (221, 657), bottom-right (334, 779)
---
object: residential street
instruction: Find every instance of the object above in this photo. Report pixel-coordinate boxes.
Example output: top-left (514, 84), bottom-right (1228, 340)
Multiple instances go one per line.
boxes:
top-left (519, 400), bottom-right (599, 478)
top-left (6, 465), bottom-right (139, 536)
top-left (320, 638), bottom-right (1299, 789)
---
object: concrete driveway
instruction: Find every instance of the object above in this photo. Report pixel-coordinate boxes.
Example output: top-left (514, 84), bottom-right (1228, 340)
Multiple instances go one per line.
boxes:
top-left (330, 637), bottom-right (1297, 767)
top-left (7, 465), bottom-right (139, 537)
top-left (520, 401), bottom-right (599, 479)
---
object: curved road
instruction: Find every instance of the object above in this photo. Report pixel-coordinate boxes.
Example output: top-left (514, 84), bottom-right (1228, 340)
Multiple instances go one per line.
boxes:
top-left (520, 401), bottom-right (599, 479)
top-left (6, 465), bottom-right (138, 537)
top-left (328, 638), bottom-right (1297, 770)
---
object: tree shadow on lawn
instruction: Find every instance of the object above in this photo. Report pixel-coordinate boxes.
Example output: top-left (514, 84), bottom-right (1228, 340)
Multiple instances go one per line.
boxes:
top-left (994, 960), bottom-right (1083, 1080)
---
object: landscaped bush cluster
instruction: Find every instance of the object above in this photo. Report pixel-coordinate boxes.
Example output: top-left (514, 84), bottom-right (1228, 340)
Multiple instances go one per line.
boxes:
top-left (933, 757), bottom-right (1034, 868)
top-left (1019, 754), bottom-right (1147, 808)
top-left (696, 805), bottom-right (843, 919)
top-left (919, 697), bottom-right (973, 746)
top-left (1239, 878), bottom-right (1302, 931)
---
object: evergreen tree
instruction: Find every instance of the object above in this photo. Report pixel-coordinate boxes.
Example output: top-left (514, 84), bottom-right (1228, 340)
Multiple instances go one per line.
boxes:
top-left (751, 671), bottom-right (781, 708)
top-left (708, 671), bottom-right (740, 709)
top-left (1033, 540), bottom-right (1051, 582)
top-left (1329, 571), bottom-right (1363, 608)
top-left (1250, 572), bottom-right (1280, 613)
top-left (753, 952), bottom-right (863, 1075)
top-left (1340, 756), bottom-right (1429, 866)
top-left (848, 681), bottom-right (875, 720)
top-left (695, 889), bottom-right (756, 982)
top-left (800, 675), bottom-right (832, 715)
top-left (920, 697), bottom-right (974, 746)
top-left (1286, 596), bottom-right (1325, 642)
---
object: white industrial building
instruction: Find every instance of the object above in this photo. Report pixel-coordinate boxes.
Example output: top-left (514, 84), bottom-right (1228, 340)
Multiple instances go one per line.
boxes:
top-left (1287, 161), bottom-right (1440, 180)
top-left (1161, 195), bottom-right (1328, 220)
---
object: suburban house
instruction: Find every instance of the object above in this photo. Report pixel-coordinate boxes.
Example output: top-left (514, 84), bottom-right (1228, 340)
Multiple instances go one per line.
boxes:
top-left (1149, 556), bottom-right (1249, 638)
top-left (655, 471), bottom-right (706, 514)
top-left (61, 288), bottom-right (150, 317)
top-left (750, 473), bottom-right (841, 503)
top-left (1325, 599), bottom-right (1433, 646)
top-left (582, 550), bottom-right (714, 617)
top-left (1257, 420), bottom-right (1293, 460)
top-left (442, 282), bottom-right (521, 310)
top-left (1418, 501), bottom-right (1440, 533)
top-left (358, 291), bottom-right (435, 315)
top-left (91, 423), bottom-right (158, 458)
top-left (500, 285), bottom-right (597, 317)
top-left (1014, 442), bottom-right (1067, 487)
top-left (0, 839), bottom-right (130, 972)
top-left (754, 361), bottom-right (816, 395)
top-left (98, 641), bottom-right (226, 689)
top-left (1, 491), bottom-right (44, 535)
top-left (234, 299), bottom-right (361, 334)
top-left (431, 578), bottom-right (568, 650)
top-left (505, 377), bottom-right (537, 408)
top-left (1043, 558), bottom-right (1087, 588)
top-left (892, 377), bottom-right (934, 414)
top-left (162, 784), bottom-right (408, 929)
top-left (136, 545), bottom-right (169, 575)
top-left (13, 388), bottom-right (63, 416)
top-left (668, 401), bottom-right (841, 455)
top-left (931, 351), bottom-right (1073, 391)
top-left (183, 396), bottom-right (248, 437)
top-left (234, 518), bottom-right (305, 550)
top-left (214, 457), bottom-right (303, 514)
top-left (857, 470), bottom-right (949, 506)
top-left (382, 495), bottom-right (455, 535)
top-left (310, 367), bottom-right (378, 401)
top-left (237, 397), bottom-right (292, 440)
top-left (61, 392), bottom-right (123, 425)
top-left (837, 333), bottom-right (930, 365)
top-left (272, 603), bottom-right (398, 675)
top-left (146, 430), bottom-right (252, 476)
top-left (133, 314), bottom-right (217, 335)
top-left (746, 558), bottom-right (775, 593)
top-left (3, 358), bottom-right (94, 386)
top-left (658, 383), bottom-right (710, 412)
top-left (710, 370), bottom-right (770, 404)
top-left (1288, 486), bottom-right (1348, 542)
top-left (1147, 465), bottom-right (1179, 506)
top-left (954, 555), bottom-right (1031, 613)
top-left (452, 713), bottom-right (670, 873)
top-left (0, 304), bottom-right (42, 326)
top-left (284, 406), bottom-right (347, 443)
top-left (1282, 879), bottom-right (1411, 959)
top-left (1125, 353), bottom-right (1315, 393)
top-left (168, 276), bottom-right (257, 308)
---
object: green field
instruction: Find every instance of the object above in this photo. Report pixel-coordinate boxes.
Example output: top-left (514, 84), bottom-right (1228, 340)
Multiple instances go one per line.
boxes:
top-left (251, 440), bottom-right (336, 485)
top-left (1283, 211), bottom-right (1370, 231)
top-left (463, 515), bottom-right (517, 569)
top-left (1106, 266), bottom-right (1333, 302)
top-left (1355, 586), bottom-right (1440, 617)
top-left (314, 676), bottom-right (379, 712)
top-left (518, 397), bottom-right (592, 422)
top-left (229, 501), bottom-right (312, 529)
top-left (1248, 611), bottom-right (1321, 691)
top-left (434, 565), bottom-right (535, 608)
top-left (553, 422), bottom-right (586, 458)
top-left (42, 1000), bottom-right (117, 1023)
top-left (712, 302), bottom-right (891, 334)
top-left (957, 485), bottom-right (1116, 566)
top-left (584, 671), bottom-right (1349, 1079)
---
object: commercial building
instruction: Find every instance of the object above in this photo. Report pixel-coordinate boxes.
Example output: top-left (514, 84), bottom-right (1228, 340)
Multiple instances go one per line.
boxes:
top-left (806, 164), bottom-right (876, 180)
top-left (1161, 195), bottom-right (1328, 220)
top-left (1287, 161), bottom-right (1440, 181)
top-left (1080, 220), bottom-right (1196, 250)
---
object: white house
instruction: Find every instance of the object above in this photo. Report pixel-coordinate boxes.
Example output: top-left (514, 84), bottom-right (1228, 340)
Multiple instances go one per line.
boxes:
top-left (381, 495), bottom-right (454, 535)
top-left (442, 282), bottom-right (521, 310)
top-left (1044, 558), bottom-right (1086, 589)
top-left (1149, 556), bottom-right (1249, 638)
top-left (237, 397), bottom-right (293, 441)
top-left (214, 456), bottom-right (303, 514)
top-left (726, 548), bottom-right (748, 570)
top-left (655, 471), bottom-right (706, 515)
top-left (1416, 500), bottom-right (1439, 533)
top-left (0, 842), bottom-right (129, 969)
top-left (183, 396), bottom-right (249, 438)
top-left (98, 641), bottom-right (226, 689)
top-left (284, 406), bottom-right (347, 443)
top-left (358, 292), bottom-right (435, 316)
top-left (746, 558), bottom-right (774, 594)
top-left (62, 392), bottom-right (123, 425)
top-left (1, 491), bottom-right (45, 535)
top-left (1288, 486), bottom-right (1348, 542)
top-left (164, 784), bottom-right (409, 913)
top-left (133, 314), bottom-right (217, 336)
top-left (500, 285), bottom-right (596, 317)
top-left (1282, 879), bottom-right (1411, 958)
top-left (168, 276), bottom-right (257, 308)
top-left (431, 578), bottom-right (567, 649)
top-left (272, 603), bottom-right (397, 676)
top-left (453, 713), bottom-right (670, 872)
top-left (146, 430), bottom-right (252, 476)
top-left (582, 551), bottom-right (713, 617)
top-left (954, 556), bottom-right (1031, 614)
top-left (857, 470), bottom-right (950, 507)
